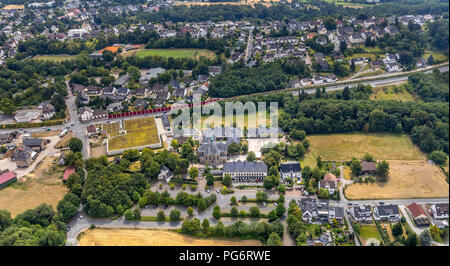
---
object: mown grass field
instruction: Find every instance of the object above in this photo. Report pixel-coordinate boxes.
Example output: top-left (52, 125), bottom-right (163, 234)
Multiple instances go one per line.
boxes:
top-left (423, 50), bottom-right (448, 64)
top-left (301, 133), bottom-right (425, 167)
top-left (108, 117), bottom-right (159, 150)
top-left (134, 49), bottom-right (215, 59)
top-left (78, 228), bottom-right (262, 246)
top-left (358, 225), bottom-right (383, 246)
top-left (370, 83), bottom-right (418, 102)
top-left (33, 55), bottom-right (75, 62)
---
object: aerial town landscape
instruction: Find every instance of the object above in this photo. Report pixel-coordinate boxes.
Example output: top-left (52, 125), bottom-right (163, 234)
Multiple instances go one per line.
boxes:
top-left (0, 0), bottom-right (448, 249)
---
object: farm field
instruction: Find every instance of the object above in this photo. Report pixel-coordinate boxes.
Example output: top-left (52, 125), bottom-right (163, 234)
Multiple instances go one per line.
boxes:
top-left (33, 55), bottom-right (75, 62)
top-left (108, 117), bottom-right (160, 151)
top-left (134, 48), bottom-right (215, 59)
top-left (357, 225), bottom-right (383, 246)
top-left (370, 83), bottom-right (418, 102)
top-left (0, 156), bottom-right (68, 216)
top-left (301, 133), bottom-right (425, 168)
top-left (78, 228), bottom-right (262, 246)
top-left (345, 160), bottom-right (449, 199)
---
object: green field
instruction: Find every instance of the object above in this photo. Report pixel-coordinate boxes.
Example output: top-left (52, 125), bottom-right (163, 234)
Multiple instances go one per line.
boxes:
top-left (423, 50), bottom-right (448, 64)
top-left (33, 55), bottom-right (75, 62)
top-left (358, 225), bottom-right (383, 246)
top-left (370, 84), bottom-right (418, 102)
top-left (300, 133), bottom-right (425, 167)
top-left (108, 117), bottom-right (160, 150)
top-left (134, 49), bottom-right (215, 59)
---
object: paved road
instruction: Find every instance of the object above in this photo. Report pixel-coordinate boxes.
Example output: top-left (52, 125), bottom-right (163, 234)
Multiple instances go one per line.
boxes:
top-left (244, 31), bottom-right (253, 65)
top-left (290, 64), bottom-right (449, 96)
top-left (65, 80), bottom-right (90, 159)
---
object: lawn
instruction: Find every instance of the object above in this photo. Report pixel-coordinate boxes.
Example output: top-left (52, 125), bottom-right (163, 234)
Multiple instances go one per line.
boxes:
top-left (78, 228), bottom-right (262, 246)
top-left (358, 225), bottom-right (383, 246)
top-left (370, 83), bottom-right (418, 102)
top-left (0, 157), bottom-right (68, 217)
top-left (345, 160), bottom-right (449, 199)
top-left (301, 133), bottom-right (425, 166)
top-left (33, 55), bottom-right (75, 62)
top-left (134, 49), bottom-right (215, 59)
top-left (108, 117), bottom-right (160, 151)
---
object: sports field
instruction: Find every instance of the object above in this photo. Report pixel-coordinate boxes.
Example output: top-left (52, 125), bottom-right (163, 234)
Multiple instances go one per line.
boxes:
top-left (33, 55), bottom-right (75, 62)
top-left (78, 228), bottom-right (261, 246)
top-left (108, 117), bottom-right (160, 151)
top-left (134, 49), bottom-right (215, 59)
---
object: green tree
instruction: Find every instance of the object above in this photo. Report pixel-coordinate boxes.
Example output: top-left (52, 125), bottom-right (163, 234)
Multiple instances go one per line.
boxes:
top-left (428, 151), bottom-right (447, 166)
top-left (376, 160), bottom-right (390, 181)
top-left (68, 138), bottom-right (83, 153)
top-left (187, 207), bottom-right (194, 217)
top-left (124, 209), bottom-right (133, 220)
top-left (267, 232), bottom-right (282, 246)
top-left (189, 167), bottom-right (199, 180)
top-left (246, 151), bottom-right (257, 162)
top-left (350, 159), bottom-right (362, 176)
top-left (230, 196), bottom-right (237, 206)
top-left (419, 229), bottom-right (432, 246)
top-left (213, 205), bottom-right (221, 220)
top-left (230, 206), bottom-right (239, 217)
top-left (249, 206), bottom-right (261, 217)
top-left (157, 210), bottom-right (166, 221)
top-left (197, 198), bottom-right (207, 212)
top-left (170, 209), bottom-right (181, 221)
top-left (222, 174), bottom-right (232, 186)
top-left (276, 203), bottom-right (286, 217)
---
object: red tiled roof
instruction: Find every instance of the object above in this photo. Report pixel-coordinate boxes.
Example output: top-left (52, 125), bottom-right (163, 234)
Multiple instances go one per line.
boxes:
top-left (63, 166), bottom-right (76, 181)
top-left (407, 203), bottom-right (426, 218)
top-left (0, 171), bottom-right (17, 185)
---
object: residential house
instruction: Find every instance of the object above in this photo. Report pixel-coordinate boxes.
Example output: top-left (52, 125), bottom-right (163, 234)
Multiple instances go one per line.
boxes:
top-left (279, 161), bottom-right (301, 181)
top-left (92, 109), bottom-right (108, 120)
top-left (103, 86), bottom-right (117, 96)
top-left (0, 133), bottom-right (14, 145)
top-left (361, 161), bottom-right (376, 175)
top-left (350, 204), bottom-right (373, 223)
top-left (136, 87), bottom-right (148, 97)
top-left (318, 172), bottom-right (338, 195)
top-left (117, 87), bottom-right (130, 96)
top-left (106, 102), bottom-right (123, 113)
top-left (406, 203), bottom-right (429, 226)
top-left (430, 203), bottom-right (449, 220)
top-left (288, 78), bottom-right (300, 89)
top-left (86, 125), bottom-right (98, 137)
top-left (158, 165), bottom-right (173, 183)
top-left (373, 204), bottom-right (401, 222)
top-left (77, 92), bottom-right (90, 105)
top-left (133, 98), bottom-right (147, 109)
top-left (79, 106), bottom-right (93, 121)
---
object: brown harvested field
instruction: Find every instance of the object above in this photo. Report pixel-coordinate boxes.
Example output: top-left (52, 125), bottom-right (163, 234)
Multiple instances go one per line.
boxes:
top-left (78, 228), bottom-right (262, 246)
top-left (345, 160), bottom-right (449, 200)
top-left (0, 156), bottom-right (68, 216)
top-left (90, 144), bottom-right (107, 157)
top-left (31, 130), bottom-right (61, 138)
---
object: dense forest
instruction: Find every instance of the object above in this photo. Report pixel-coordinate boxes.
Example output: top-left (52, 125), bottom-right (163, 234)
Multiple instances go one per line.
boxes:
top-left (209, 62), bottom-right (289, 98)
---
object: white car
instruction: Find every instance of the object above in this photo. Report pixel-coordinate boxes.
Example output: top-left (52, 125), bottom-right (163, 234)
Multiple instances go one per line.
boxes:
top-left (274, 202), bottom-right (278, 206)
